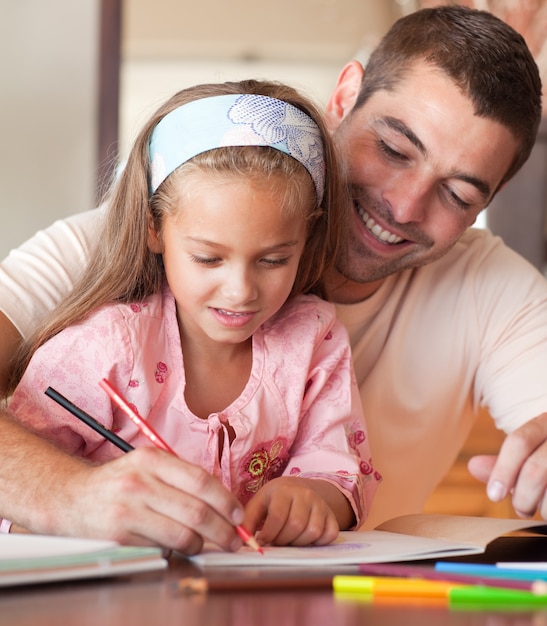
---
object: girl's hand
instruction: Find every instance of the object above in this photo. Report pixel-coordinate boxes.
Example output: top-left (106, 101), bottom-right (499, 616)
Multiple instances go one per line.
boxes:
top-left (244, 477), bottom-right (346, 547)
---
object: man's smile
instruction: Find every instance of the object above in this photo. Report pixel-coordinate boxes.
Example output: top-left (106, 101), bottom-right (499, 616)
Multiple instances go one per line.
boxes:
top-left (356, 203), bottom-right (405, 245)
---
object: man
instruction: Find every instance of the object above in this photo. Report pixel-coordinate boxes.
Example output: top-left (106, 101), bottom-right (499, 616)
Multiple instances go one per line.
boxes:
top-left (0, 5), bottom-right (545, 548)
top-left (321, 6), bottom-right (546, 528)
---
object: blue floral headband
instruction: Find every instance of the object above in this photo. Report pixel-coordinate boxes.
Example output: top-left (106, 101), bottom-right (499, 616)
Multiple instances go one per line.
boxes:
top-left (149, 94), bottom-right (325, 203)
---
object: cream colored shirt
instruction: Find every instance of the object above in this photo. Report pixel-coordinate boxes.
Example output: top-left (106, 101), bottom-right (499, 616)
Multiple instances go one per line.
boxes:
top-left (336, 229), bottom-right (547, 527)
top-left (2, 212), bottom-right (547, 528)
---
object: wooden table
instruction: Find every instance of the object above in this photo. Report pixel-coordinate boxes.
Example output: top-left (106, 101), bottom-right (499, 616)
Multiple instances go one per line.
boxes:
top-left (0, 536), bottom-right (545, 626)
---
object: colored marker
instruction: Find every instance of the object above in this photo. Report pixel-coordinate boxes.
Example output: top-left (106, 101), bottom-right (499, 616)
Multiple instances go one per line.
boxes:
top-left (332, 575), bottom-right (547, 606)
top-left (449, 585), bottom-right (547, 606)
top-left (358, 562), bottom-right (541, 591)
top-left (435, 562), bottom-right (547, 581)
top-left (333, 575), bottom-right (462, 598)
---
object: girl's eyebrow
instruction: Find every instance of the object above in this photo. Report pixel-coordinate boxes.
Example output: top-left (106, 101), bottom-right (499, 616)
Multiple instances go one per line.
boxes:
top-left (185, 237), bottom-right (301, 250)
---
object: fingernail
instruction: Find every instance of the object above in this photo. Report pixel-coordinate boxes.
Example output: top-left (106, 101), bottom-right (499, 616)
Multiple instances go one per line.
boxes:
top-left (232, 508), bottom-right (244, 525)
top-left (230, 536), bottom-right (243, 552)
top-left (487, 480), bottom-right (506, 501)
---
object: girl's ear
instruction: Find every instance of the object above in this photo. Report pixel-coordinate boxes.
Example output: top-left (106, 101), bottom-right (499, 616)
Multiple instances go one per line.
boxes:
top-left (147, 214), bottom-right (163, 253)
top-left (324, 61), bottom-right (364, 131)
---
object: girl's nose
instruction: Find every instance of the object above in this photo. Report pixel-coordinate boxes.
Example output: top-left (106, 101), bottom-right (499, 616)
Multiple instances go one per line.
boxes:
top-left (222, 268), bottom-right (258, 304)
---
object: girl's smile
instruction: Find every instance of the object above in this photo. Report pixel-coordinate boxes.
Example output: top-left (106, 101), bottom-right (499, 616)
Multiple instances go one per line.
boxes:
top-left (209, 307), bottom-right (258, 328)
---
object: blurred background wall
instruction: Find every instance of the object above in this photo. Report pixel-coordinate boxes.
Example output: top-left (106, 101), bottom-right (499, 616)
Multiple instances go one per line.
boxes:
top-left (1, 1), bottom-right (99, 259)
top-left (119, 0), bottom-right (399, 158)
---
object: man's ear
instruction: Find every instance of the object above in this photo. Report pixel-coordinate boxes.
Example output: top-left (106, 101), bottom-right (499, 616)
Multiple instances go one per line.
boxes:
top-left (147, 214), bottom-right (163, 253)
top-left (324, 61), bottom-right (364, 131)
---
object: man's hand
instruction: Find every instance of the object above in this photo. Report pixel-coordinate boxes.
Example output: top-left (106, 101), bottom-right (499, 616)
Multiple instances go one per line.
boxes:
top-left (64, 447), bottom-right (248, 554)
top-left (468, 413), bottom-right (547, 519)
top-left (0, 415), bottom-right (246, 555)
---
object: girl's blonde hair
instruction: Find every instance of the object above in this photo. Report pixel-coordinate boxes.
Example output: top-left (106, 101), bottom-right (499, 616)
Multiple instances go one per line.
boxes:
top-left (9, 79), bottom-right (348, 393)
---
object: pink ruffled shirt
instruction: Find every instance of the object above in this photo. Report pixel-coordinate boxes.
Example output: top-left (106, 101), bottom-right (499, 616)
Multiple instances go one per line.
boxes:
top-left (8, 285), bottom-right (379, 527)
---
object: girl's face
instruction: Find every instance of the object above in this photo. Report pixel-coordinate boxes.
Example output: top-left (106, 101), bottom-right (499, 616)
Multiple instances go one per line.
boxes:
top-left (148, 171), bottom-right (308, 352)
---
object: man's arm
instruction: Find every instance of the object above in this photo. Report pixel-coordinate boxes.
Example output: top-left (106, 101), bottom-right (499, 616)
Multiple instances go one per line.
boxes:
top-left (0, 208), bottom-right (102, 343)
top-left (468, 413), bottom-right (547, 519)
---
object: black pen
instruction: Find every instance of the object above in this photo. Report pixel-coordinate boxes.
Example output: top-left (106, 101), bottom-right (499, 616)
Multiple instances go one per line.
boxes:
top-left (45, 386), bottom-right (134, 453)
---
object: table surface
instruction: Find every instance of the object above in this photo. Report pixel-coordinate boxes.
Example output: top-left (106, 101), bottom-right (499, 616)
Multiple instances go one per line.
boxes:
top-left (0, 536), bottom-right (546, 626)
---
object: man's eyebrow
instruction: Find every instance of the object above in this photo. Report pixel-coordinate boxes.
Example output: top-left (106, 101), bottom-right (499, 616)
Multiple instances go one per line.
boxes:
top-left (380, 116), bottom-right (491, 200)
top-left (454, 174), bottom-right (491, 199)
top-left (381, 116), bottom-right (426, 155)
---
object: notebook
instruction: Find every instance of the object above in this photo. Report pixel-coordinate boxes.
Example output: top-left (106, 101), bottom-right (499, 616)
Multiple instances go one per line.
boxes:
top-left (0, 533), bottom-right (167, 587)
top-left (190, 513), bottom-right (547, 567)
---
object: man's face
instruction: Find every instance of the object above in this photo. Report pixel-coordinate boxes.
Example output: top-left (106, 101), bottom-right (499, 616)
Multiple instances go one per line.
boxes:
top-left (326, 61), bottom-right (520, 303)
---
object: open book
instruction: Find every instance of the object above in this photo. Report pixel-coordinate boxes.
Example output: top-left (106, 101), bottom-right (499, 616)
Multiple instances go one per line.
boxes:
top-left (0, 534), bottom-right (167, 586)
top-left (191, 514), bottom-right (547, 567)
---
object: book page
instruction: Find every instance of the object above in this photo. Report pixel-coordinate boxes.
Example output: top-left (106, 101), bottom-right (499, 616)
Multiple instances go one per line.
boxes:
top-left (191, 515), bottom-right (547, 568)
top-left (375, 514), bottom-right (547, 549)
top-left (191, 529), bottom-right (484, 568)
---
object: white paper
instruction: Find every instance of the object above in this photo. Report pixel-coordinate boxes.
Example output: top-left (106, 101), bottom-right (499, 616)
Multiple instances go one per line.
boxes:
top-left (0, 534), bottom-right (167, 587)
top-left (191, 529), bottom-right (482, 568)
top-left (0, 534), bottom-right (119, 559)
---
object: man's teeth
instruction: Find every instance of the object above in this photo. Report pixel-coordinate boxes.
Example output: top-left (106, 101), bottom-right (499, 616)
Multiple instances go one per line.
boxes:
top-left (358, 208), bottom-right (404, 244)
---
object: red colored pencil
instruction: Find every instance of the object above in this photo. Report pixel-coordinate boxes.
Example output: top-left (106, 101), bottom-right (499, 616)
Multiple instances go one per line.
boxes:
top-left (99, 378), bottom-right (263, 555)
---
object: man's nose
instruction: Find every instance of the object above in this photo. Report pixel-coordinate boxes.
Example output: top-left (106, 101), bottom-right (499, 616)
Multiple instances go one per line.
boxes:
top-left (384, 178), bottom-right (432, 224)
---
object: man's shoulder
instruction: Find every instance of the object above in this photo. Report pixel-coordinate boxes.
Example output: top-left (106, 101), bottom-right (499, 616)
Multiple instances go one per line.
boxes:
top-left (443, 227), bottom-right (504, 262)
top-left (403, 227), bottom-right (547, 312)
top-left (37, 206), bottom-right (106, 254)
top-left (423, 227), bottom-right (538, 279)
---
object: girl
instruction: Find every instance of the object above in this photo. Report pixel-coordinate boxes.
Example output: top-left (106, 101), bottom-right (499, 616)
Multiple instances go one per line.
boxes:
top-left (6, 80), bottom-right (379, 549)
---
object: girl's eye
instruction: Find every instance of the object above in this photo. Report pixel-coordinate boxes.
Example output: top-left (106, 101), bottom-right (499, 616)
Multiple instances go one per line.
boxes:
top-left (261, 257), bottom-right (289, 267)
top-left (190, 255), bottom-right (220, 266)
top-left (378, 139), bottom-right (407, 162)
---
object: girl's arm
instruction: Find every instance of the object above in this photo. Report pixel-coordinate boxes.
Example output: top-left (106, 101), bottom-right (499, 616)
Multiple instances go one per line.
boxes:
top-left (283, 314), bottom-right (379, 527)
top-left (244, 300), bottom-right (380, 546)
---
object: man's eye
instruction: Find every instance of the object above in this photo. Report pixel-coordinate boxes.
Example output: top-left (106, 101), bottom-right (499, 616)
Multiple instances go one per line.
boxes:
top-left (443, 186), bottom-right (473, 210)
top-left (378, 139), bottom-right (406, 161)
